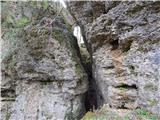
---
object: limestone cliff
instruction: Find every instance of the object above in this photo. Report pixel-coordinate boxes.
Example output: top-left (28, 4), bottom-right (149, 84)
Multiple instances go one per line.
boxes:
top-left (1, 2), bottom-right (88, 120)
top-left (68, 1), bottom-right (160, 115)
top-left (1, 1), bottom-right (160, 120)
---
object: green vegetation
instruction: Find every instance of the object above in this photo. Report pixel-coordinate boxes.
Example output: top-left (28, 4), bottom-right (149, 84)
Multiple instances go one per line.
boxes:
top-left (5, 15), bottom-right (14, 26)
top-left (135, 108), bottom-right (158, 120)
top-left (81, 105), bottom-right (159, 120)
top-left (118, 87), bottom-right (127, 91)
top-left (1, 29), bottom-right (21, 60)
top-left (144, 84), bottom-right (158, 91)
top-left (65, 112), bottom-right (74, 120)
top-left (52, 29), bottom-right (64, 43)
top-left (16, 17), bottom-right (30, 27)
top-left (149, 99), bottom-right (158, 106)
top-left (122, 40), bottom-right (133, 52)
top-left (123, 114), bottom-right (130, 120)
top-left (42, 1), bottom-right (49, 10)
top-left (81, 111), bottom-right (121, 120)
top-left (30, 1), bottom-right (49, 10)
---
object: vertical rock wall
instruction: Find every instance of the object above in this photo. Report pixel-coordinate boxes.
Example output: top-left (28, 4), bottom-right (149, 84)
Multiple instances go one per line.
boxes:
top-left (1, 2), bottom-right (88, 120)
top-left (68, 1), bottom-right (160, 115)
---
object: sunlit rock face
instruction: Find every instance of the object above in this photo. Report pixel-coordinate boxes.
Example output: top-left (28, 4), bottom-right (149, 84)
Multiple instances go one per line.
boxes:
top-left (68, 1), bottom-right (160, 114)
top-left (1, 2), bottom-right (88, 120)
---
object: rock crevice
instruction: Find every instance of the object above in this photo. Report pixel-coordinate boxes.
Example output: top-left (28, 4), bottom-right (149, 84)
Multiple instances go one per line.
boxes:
top-left (68, 1), bottom-right (160, 115)
top-left (1, 1), bottom-right (160, 120)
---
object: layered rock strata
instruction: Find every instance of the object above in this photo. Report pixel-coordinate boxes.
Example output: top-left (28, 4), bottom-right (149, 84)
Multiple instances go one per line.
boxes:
top-left (1, 2), bottom-right (88, 119)
top-left (68, 1), bottom-right (160, 114)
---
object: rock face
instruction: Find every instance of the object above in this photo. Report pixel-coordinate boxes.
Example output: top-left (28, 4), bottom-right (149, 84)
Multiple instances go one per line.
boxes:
top-left (1, 1), bottom-right (160, 119)
top-left (1, 2), bottom-right (88, 120)
top-left (68, 1), bottom-right (160, 115)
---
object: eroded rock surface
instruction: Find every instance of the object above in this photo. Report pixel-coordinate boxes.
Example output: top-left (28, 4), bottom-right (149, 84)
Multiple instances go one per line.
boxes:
top-left (1, 1), bottom-right (160, 119)
top-left (68, 1), bottom-right (160, 115)
top-left (1, 2), bottom-right (88, 120)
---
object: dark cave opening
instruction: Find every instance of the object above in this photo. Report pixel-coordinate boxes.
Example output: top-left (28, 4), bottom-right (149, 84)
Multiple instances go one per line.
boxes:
top-left (110, 39), bottom-right (119, 50)
top-left (73, 26), bottom-right (98, 112)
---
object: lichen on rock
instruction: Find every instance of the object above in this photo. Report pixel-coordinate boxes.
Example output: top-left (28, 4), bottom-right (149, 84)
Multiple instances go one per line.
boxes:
top-left (68, 1), bottom-right (160, 116)
top-left (1, 2), bottom-right (88, 120)
top-left (1, 1), bottom-right (160, 120)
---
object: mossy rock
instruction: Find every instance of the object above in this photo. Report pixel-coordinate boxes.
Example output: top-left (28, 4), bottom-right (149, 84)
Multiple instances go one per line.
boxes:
top-left (52, 29), bottom-right (65, 43)
top-left (81, 112), bottom-right (96, 120)
top-left (81, 106), bottom-right (159, 120)
top-left (143, 84), bottom-right (158, 91)
top-left (135, 108), bottom-right (159, 120)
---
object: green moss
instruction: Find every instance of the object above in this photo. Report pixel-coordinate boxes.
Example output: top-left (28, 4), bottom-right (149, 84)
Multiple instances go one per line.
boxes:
top-left (70, 46), bottom-right (84, 77)
top-left (81, 111), bottom-right (122, 120)
top-left (52, 29), bottom-right (64, 43)
top-left (42, 1), bottom-right (49, 10)
top-left (1, 28), bottom-right (21, 60)
top-left (82, 106), bottom-right (159, 120)
top-left (64, 111), bottom-right (74, 120)
top-left (80, 47), bottom-right (91, 66)
top-left (6, 15), bottom-right (14, 26)
top-left (28, 27), bottom-right (50, 38)
top-left (123, 114), bottom-right (130, 120)
top-left (30, 28), bottom-right (38, 37)
top-left (144, 84), bottom-right (158, 91)
top-left (51, 25), bottom-right (84, 77)
top-left (16, 17), bottom-right (30, 27)
top-left (122, 40), bottom-right (133, 52)
top-left (149, 99), bottom-right (158, 106)
top-left (136, 108), bottom-right (149, 116)
top-left (81, 112), bottom-right (96, 120)
top-left (30, 1), bottom-right (37, 8)
top-left (135, 108), bottom-right (159, 120)
top-left (118, 87), bottom-right (127, 91)
top-left (30, 1), bottom-right (49, 10)
top-left (38, 28), bottom-right (50, 36)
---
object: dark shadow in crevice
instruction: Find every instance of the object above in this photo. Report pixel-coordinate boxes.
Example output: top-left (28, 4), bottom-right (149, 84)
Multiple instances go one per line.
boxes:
top-left (116, 84), bottom-right (138, 89)
top-left (1, 89), bottom-right (15, 98)
top-left (72, 26), bottom-right (98, 112)
top-left (110, 39), bottom-right (119, 50)
top-left (117, 104), bottom-right (129, 109)
top-left (122, 40), bottom-right (133, 52)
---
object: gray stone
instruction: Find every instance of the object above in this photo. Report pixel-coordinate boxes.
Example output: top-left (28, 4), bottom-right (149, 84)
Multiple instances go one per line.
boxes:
top-left (1, 3), bottom-right (88, 119)
top-left (68, 1), bottom-right (160, 115)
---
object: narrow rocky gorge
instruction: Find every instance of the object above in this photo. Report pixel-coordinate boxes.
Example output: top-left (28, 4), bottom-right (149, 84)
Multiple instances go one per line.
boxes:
top-left (1, 1), bottom-right (160, 120)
